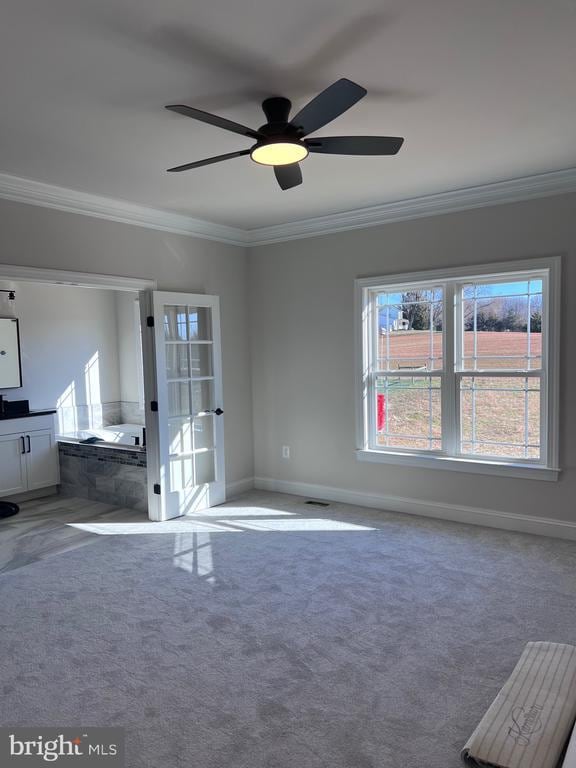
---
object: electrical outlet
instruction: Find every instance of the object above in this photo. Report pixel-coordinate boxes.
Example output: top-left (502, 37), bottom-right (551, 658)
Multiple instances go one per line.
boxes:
top-left (282, 445), bottom-right (290, 459)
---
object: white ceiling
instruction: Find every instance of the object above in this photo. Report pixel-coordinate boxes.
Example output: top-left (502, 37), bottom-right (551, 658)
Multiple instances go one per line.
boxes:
top-left (1, 0), bottom-right (575, 230)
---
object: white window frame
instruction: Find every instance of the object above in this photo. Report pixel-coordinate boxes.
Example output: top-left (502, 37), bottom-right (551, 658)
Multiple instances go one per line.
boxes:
top-left (355, 256), bottom-right (561, 481)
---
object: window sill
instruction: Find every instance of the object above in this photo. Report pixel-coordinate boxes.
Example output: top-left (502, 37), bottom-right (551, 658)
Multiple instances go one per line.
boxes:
top-left (356, 449), bottom-right (560, 481)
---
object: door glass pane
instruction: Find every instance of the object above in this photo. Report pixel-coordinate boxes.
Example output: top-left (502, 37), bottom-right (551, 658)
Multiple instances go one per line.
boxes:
top-left (166, 344), bottom-right (189, 379)
top-left (188, 308), bottom-right (212, 341)
top-left (191, 380), bottom-right (213, 414)
top-left (169, 418), bottom-right (193, 455)
top-left (164, 306), bottom-right (188, 341)
top-left (195, 450), bottom-right (215, 485)
top-left (189, 345), bottom-right (213, 378)
top-left (460, 376), bottom-right (540, 459)
top-left (193, 415), bottom-right (214, 451)
top-left (168, 382), bottom-right (190, 417)
top-left (170, 456), bottom-right (194, 490)
top-left (375, 375), bottom-right (442, 451)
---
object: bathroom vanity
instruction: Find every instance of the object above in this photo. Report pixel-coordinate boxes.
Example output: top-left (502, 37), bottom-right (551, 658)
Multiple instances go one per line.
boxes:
top-left (0, 411), bottom-right (59, 497)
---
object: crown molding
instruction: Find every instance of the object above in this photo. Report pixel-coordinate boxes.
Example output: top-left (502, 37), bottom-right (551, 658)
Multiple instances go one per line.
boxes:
top-left (0, 173), bottom-right (249, 247)
top-left (247, 167), bottom-right (576, 245)
top-left (1, 167), bottom-right (576, 249)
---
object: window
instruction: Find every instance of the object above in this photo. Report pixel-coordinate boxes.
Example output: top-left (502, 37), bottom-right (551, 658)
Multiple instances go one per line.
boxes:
top-left (356, 258), bottom-right (560, 479)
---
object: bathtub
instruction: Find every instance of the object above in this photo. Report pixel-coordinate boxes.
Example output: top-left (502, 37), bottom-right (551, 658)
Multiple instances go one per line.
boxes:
top-left (57, 423), bottom-right (145, 449)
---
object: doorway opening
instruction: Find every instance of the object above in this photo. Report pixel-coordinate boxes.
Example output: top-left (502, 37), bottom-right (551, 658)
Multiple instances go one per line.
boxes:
top-left (0, 265), bottom-right (154, 516)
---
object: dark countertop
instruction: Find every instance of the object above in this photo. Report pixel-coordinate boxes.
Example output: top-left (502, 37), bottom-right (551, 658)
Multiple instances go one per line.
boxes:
top-left (0, 409), bottom-right (57, 420)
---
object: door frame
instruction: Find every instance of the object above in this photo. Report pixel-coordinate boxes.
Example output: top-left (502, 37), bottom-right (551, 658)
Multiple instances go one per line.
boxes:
top-left (0, 264), bottom-right (155, 293)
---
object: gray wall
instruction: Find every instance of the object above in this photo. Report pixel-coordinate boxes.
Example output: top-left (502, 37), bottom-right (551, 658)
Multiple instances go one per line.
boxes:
top-left (0, 282), bottom-right (121, 410)
top-left (0, 282), bottom-right (146, 430)
top-left (0, 198), bottom-right (254, 487)
top-left (115, 291), bottom-right (142, 406)
top-left (248, 192), bottom-right (576, 523)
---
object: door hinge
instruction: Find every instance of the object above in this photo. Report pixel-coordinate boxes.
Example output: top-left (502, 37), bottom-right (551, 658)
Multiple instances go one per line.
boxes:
top-left (150, 401), bottom-right (158, 412)
top-left (146, 316), bottom-right (154, 327)
top-left (153, 483), bottom-right (161, 495)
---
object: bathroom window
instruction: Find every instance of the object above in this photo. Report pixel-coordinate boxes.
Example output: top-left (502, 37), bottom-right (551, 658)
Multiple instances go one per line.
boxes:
top-left (355, 257), bottom-right (560, 480)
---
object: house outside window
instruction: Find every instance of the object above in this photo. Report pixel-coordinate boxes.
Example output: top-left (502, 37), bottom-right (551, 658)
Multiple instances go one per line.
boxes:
top-left (355, 257), bottom-right (560, 480)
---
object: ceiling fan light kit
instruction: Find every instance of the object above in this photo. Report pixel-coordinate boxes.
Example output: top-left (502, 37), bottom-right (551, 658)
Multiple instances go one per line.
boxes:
top-left (165, 78), bottom-right (404, 190)
top-left (250, 139), bottom-right (309, 167)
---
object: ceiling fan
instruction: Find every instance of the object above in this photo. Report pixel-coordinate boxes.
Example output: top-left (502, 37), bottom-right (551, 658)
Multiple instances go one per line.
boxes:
top-left (165, 78), bottom-right (404, 190)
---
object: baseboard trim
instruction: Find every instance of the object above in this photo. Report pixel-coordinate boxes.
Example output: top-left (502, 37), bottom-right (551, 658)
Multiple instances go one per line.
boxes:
top-left (3, 486), bottom-right (59, 503)
top-left (226, 477), bottom-right (255, 498)
top-left (253, 476), bottom-right (576, 541)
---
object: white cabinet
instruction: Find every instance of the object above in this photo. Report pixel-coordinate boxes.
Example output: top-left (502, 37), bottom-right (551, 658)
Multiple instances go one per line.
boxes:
top-left (27, 429), bottom-right (59, 490)
top-left (0, 434), bottom-right (28, 495)
top-left (0, 414), bottom-right (59, 497)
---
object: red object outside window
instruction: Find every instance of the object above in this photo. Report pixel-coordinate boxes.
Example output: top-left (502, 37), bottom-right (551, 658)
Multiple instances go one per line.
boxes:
top-left (377, 394), bottom-right (386, 431)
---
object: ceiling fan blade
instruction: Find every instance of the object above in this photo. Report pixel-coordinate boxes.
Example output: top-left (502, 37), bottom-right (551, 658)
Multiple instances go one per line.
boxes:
top-left (305, 136), bottom-right (404, 155)
top-left (290, 78), bottom-right (367, 136)
top-left (167, 149), bottom-right (251, 172)
top-left (165, 104), bottom-right (262, 140)
top-left (274, 163), bottom-right (302, 190)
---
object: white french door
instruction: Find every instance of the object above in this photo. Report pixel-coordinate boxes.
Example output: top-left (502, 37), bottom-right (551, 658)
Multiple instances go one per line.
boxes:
top-left (141, 292), bottom-right (226, 520)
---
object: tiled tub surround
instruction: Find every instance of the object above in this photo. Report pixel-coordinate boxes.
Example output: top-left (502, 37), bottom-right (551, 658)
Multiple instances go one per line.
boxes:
top-left (58, 442), bottom-right (147, 512)
top-left (119, 401), bottom-right (145, 426)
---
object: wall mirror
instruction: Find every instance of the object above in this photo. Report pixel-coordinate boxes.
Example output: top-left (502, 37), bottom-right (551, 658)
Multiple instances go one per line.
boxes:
top-left (0, 318), bottom-right (22, 388)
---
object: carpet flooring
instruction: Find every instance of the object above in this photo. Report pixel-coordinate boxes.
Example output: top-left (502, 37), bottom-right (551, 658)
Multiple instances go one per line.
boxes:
top-left (1, 490), bottom-right (575, 768)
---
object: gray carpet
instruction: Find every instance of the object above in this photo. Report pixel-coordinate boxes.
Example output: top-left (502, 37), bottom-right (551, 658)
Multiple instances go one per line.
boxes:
top-left (1, 490), bottom-right (575, 768)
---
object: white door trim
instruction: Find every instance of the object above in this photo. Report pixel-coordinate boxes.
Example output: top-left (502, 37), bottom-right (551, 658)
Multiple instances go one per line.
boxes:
top-left (0, 263), bottom-right (156, 292)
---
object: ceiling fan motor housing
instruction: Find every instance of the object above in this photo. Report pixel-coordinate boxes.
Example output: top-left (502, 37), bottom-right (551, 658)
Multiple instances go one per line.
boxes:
top-left (251, 97), bottom-right (309, 165)
top-left (250, 96), bottom-right (308, 165)
top-left (260, 97), bottom-right (295, 134)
